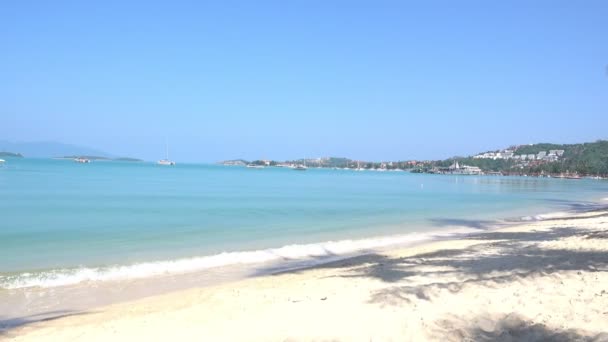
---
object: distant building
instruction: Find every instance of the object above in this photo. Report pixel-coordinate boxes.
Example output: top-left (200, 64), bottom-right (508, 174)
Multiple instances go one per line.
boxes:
top-left (527, 154), bottom-right (536, 160)
top-left (537, 151), bottom-right (547, 159)
top-left (448, 161), bottom-right (483, 175)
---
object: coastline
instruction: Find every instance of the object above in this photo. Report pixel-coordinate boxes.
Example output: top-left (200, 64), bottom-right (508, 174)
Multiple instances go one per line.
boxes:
top-left (2, 199), bottom-right (594, 291)
top-left (3, 206), bottom-right (608, 341)
top-left (0, 203), bottom-right (586, 321)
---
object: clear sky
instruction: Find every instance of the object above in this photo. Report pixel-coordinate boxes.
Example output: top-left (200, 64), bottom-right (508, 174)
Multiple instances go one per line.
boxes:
top-left (2, 1), bottom-right (607, 162)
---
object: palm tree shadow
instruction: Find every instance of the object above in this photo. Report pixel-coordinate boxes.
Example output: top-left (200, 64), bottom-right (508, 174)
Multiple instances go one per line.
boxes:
top-left (0, 310), bottom-right (93, 336)
top-left (438, 313), bottom-right (605, 341)
top-left (261, 224), bottom-right (608, 308)
top-left (363, 227), bottom-right (608, 305)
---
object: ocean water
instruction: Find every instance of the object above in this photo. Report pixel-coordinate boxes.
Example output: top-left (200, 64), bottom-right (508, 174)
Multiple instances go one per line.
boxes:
top-left (1, 158), bottom-right (607, 292)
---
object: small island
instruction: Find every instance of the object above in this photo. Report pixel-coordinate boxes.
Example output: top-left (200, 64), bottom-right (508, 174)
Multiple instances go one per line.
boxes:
top-left (59, 155), bottom-right (144, 162)
top-left (114, 157), bottom-right (144, 162)
top-left (0, 151), bottom-right (24, 158)
top-left (61, 155), bottom-right (111, 161)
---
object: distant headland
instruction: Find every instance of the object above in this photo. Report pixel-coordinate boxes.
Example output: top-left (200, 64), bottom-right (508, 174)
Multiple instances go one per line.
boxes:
top-left (219, 140), bottom-right (608, 178)
top-left (0, 151), bottom-right (24, 158)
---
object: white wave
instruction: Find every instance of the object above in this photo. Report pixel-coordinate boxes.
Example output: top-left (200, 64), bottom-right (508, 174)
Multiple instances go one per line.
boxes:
top-left (0, 227), bottom-right (479, 290)
top-left (519, 211), bottom-right (571, 221)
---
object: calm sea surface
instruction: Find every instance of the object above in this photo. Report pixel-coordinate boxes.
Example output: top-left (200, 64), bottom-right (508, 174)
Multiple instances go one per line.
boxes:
top-left (1, 158), bottom-right (607, 290)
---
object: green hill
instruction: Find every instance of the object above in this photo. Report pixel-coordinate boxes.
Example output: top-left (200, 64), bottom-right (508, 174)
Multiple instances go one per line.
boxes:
top-left (447, 140), bottom-right (608, 176)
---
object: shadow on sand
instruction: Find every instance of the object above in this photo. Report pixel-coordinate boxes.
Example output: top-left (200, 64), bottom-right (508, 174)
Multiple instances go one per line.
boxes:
top-left (451, 314), bottom-right (607, 342)
top-left (258, 214), bottom-right (608, 339)
top-left (268, 226), bottom-right (608, 287)
top-left (0, 310), bottom-right (93, 336)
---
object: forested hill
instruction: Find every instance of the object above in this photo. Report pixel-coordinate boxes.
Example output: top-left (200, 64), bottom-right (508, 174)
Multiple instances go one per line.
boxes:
top-left (445, 140), bottom-right (608, 176)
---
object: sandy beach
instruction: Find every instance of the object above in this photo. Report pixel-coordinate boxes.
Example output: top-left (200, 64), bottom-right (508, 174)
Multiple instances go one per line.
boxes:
top-left (2, 209), bottom-right (608, 341)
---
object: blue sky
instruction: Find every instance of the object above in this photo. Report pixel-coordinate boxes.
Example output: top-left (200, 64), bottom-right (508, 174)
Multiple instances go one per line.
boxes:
top-left (2, 1), bottom-right (607, 162)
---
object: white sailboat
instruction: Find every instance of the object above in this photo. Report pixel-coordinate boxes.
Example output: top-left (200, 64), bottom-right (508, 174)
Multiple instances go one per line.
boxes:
top-left (293, 158), bottom-right (307, 171)
top-left (157, 139), bottom-right (176, 166)
top-left (356, 160), bottom-right (364, 171)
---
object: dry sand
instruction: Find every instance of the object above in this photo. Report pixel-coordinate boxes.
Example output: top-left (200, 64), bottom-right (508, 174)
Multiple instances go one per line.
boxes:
top-left (2, 210), bottom-right (608, 341)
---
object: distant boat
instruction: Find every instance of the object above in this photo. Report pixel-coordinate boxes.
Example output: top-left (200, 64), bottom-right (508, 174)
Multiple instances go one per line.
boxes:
top-left (0, 159), bottom-right (5, 164)
top-left (157, 139), bottom-right (176, 166)
top-left (157, 159), bottom-right (175, 166)
top-left (246, 164), bottom-right (264, 169)
top-left (293, 158), bottom-right (307, 171)
top-left (74, 157), bottom-right (90, 163)
top-left (356, 160), bottom-right (365, 171)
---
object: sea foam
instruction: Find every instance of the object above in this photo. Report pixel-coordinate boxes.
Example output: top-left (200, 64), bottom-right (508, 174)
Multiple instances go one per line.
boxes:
top-left (519, 211), bottom-right (571, 221)
top-left (0, 227), bottom-right (478, 290)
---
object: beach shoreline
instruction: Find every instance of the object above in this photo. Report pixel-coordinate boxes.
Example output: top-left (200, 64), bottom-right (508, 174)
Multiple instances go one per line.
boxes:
top-left (0, 202), bottom-right (593, 325)
top-left (3, 206), bottom-right (608, 341)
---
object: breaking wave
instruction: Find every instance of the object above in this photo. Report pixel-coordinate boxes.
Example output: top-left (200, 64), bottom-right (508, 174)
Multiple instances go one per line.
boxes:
top-left (0, 227), bottom-right (479, 289)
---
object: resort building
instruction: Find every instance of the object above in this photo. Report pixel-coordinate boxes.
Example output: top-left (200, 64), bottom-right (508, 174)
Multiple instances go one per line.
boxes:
top-left (448, 161), bottom-right (483, 175)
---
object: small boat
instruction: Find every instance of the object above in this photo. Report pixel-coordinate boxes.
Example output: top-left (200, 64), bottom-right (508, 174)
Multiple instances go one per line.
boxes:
top-left (293, 164), bottom-right (307, 171)
top-left (157, 159), bottom-right (175, 166)
top-left (157, 139), bottom-right (176, 166)
top-left (355, 161), bottom-right (365, 171)
top-left (74, 157), bottom-right (90, 163)
top-left (0, 159), bottom-right (4, 163)
top-left (246, 164), bottom-right (264, 169)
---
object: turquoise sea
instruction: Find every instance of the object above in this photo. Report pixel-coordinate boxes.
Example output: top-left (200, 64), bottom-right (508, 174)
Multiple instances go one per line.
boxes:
top-left (1, 158), bottom-right (607, 291)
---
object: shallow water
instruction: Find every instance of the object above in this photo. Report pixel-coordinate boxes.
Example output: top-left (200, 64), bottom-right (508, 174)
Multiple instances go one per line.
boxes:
top-left (1, 158), bottom-right (607, 290)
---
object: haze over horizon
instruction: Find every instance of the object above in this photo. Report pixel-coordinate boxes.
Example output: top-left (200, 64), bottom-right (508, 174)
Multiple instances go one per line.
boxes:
top-left (2, 1), bottom-right (607, 162)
